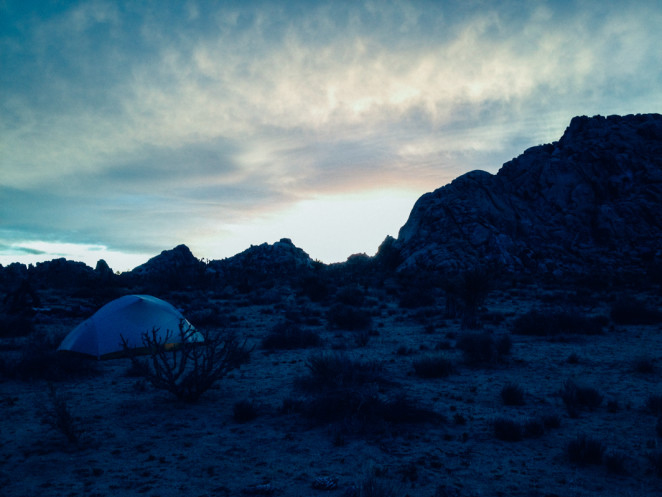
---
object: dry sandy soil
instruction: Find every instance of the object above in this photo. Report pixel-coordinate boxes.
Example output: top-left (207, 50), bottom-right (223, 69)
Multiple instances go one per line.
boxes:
top-left (2, 282), bottom-right (662, 497)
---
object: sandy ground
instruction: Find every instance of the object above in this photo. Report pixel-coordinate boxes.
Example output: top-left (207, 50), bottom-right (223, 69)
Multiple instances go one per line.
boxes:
top-left (2, 283), bottom-right (662, 497)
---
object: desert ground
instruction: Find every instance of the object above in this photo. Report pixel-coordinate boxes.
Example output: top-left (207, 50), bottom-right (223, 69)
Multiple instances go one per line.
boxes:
top-left (2, 275), bottom-right (662, 497)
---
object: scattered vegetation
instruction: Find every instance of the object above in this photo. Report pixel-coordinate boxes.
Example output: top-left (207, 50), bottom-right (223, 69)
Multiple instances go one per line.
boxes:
top-left (500, 382), bottom-right (525, 406)
top-left (457, 332), bottom-right (511, 365)
top-left (633, 355), bottom-right (656, 374)
top-left (610, 297), bottom-right (662, 325)
top-left (0, 313), bottom-right (35, 338)
top-left (493, 417), bottom-right (524, 441)
top-left (0, 331), bottom-right (99, 381)
top-left (604, 450), bottom-right (629, 475)
top-left (560, 379), bottom-right (603, 417)
top-left (493, 415), bottom-right (558, 442)
top-left (293, 352), bottom-right (438, 429)
top-left (261, 321), bottom-right (321, 350)
top-left (645, 394), bottom-right (662, 416)
top-left (327, 303), bottom-right (372, 331)
top-left (355, 475), bottom-right (400, 497)
top-left (512, 309), bottom-right (605, 336)
top-left (566, 434), bottom-right (605, 466)
top-left (412, 354), bottom-right (455, 378)
top-left (46, 383), bottom-right (84, 444)
top-left (648, 451), bottom-right (662, 477)
top-left (233, 399), bottom-right (259, 423)
top-left (123, 323), bottom-right (250, 402)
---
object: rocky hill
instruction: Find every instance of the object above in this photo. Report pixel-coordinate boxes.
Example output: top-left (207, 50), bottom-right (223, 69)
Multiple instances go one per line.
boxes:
top-left (130, 244), bottom-right (206, 280)
top-left (394, 113), bottom-right (662, 275)
top-left (208, 238), bottom-right (314, 278)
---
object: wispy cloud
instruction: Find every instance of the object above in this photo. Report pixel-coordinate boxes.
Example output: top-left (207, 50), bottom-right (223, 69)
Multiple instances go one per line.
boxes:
top-left (1, 0), bottom-right (661, 269)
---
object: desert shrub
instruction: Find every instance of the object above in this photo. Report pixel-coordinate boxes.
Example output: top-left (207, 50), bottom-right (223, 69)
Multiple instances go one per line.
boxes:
top-left (0, 313), bottom-right (35, 338)
top-left (3, 337), bottom-right (99, 381)
top-left (493, 414), bottom-right (558, 442)
top-left (297, 352), bottom-right (385, 392)
top-left (493, 417), bottom-right (523, 441)
top-left (633, 356), bottom-right (656, 374)
top-left (458, 267), bottom-right (492, 329)
top-left (512, 309), bottom-right (605, 336)
top-left (124, 357), bottom-right (150, 377)
top-left (298, 275), bottom-right (329, 302)
top-left (295, 353), bottom-right (437, 427)
top-left (336, 285), bottom-right (366, 306)
top-left (123, 323), bottom-right (250, 402)
top-left (457, 332), bottom-right (510, 365)
top-left (566, 434), bottom-right (605, 465)
top-left (413, 354), bottom-right (454, 378)
top-left (233, 399), bottom-right (259, 423)
top-left (357, 475), bottom-right (399, 497)
top-left (649, 451), bottom-right (662, 477)
top-left (378, 394), bottom-right (441, 424)
top-left (46, 383), bottom-right (83, 444)
top-left (567, 352), bottom-right (580, 364)
top-left (354, 329), bottom-right (372, 348)
top-left (399, 287), bottom-right (435, 309)
top-left (261, 321), bottom-right (321, 350)
top-left (187, 307), bottom-right (231, 328)
top-left (645, 394), bottom-right (662, 416)
top-left (604, 450), bottom-right (629, 475)
top-left (495, 334), bottom-right (512, 356)
top-left (542, 414), bottom-right (562, 430)
top-left (453, 413), bottom-right (467, 425)
top-left (610, 297), bottom-right (662, 325)
top-left (523, 418), bottom-right (545, 438)
top-left (500, 382), bottom-right (525, 406)
top-left (327, 303), bottom-right (372, 331)
top-left (561, 379), bottom-right (603, 416)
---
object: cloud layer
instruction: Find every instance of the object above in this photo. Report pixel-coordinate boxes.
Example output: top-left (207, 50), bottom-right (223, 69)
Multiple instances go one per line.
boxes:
top-left (2, 0), bottom-right (661, 270)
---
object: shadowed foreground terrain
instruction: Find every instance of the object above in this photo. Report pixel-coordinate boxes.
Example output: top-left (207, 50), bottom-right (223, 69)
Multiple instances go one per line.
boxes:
top-left (2, 269), bottom-right (662, 496)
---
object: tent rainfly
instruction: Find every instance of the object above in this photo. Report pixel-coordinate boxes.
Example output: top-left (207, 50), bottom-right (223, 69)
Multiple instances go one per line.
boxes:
top-left (58, 294), bottom-right (201, 359)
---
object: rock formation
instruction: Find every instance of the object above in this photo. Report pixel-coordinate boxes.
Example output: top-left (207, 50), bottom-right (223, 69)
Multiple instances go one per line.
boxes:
top-left (131, 244), bottom-right (206, 280)
top-left (209, 238), bottom-right (313, 277)
top-left (395, 114), bottom-right (662, 275)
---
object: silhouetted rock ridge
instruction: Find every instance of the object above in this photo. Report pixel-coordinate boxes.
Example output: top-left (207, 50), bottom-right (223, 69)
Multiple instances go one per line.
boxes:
top-left (131, 244), bottom-right (205, 278)
top-left (395, 113), bottom-right (662, 274)
top-left (209, 238), bottom-right (313, 277)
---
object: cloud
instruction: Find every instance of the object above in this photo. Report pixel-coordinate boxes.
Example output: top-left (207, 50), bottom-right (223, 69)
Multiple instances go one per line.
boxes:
top-left (1, 0), bottom-right (661, 265)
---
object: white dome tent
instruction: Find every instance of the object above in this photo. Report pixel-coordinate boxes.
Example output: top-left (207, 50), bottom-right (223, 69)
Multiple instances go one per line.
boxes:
top-left (58, 295), bottom-right (202, 359)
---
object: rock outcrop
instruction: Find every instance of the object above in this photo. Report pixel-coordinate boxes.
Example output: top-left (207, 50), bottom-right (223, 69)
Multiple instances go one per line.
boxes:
top-left (209, 238), bottom-right (313, 277)
top-left (395, 114), bottom-right (662, 275)
top-left (131, 244), bottom-right (206, 280)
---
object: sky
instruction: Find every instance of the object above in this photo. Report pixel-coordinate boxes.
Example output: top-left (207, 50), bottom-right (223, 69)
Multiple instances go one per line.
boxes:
top-left (1, 0), bottom-right (661, 272)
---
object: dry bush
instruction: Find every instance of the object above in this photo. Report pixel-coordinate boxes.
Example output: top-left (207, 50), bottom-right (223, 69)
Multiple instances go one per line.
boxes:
top-left (233, 399), bottom-right (259, 423)
top-left (561, 379), bottom-right (603, 417)
top-left (512, 309), bottom-right (605, 336)
top-left (294, 353), bottom-right (438, 428)
top-left (123, 323), bottom-right (250, 402)
top-left (611, 297), bottom-right (662, 325)
top-left (46, 383), bottom-right (84, 444)
top-left (261, 321), bottom-right (321, 350)
top-left (566, 434), bottom-right (605, 465)
top-left (457, 332), bottom-right (511, 366)
top-left (413, 354), bottom-right (455, 378)
top-left (327, 303), bottom-right (372, 331)
top-left (500, 382), bottom-right (525, 406)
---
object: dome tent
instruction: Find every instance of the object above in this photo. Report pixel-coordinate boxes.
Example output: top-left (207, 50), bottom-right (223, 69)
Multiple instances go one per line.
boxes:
top-left (58, 295), bottom-right (201, 359)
